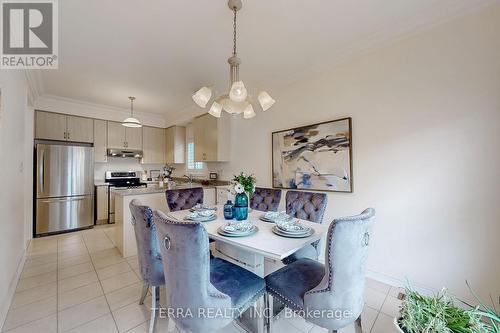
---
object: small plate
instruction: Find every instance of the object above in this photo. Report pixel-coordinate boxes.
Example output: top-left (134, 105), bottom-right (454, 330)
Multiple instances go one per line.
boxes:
top-left (272, 226), bottom-right (315, 238)
top-left (217, 226), bottom-right (259, 237)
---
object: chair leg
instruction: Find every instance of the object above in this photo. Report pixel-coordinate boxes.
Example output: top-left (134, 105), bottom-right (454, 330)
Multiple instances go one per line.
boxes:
top-left (265, 293), bottom-right (274, 333)
top-left (354, 315), bottom-right (362, 333)
top-left (139, 282), bottom-right (149, 305)
top-left (149, 285), bottom-right (160, 333)
top-left (256, 294), bottom-right (265, 333)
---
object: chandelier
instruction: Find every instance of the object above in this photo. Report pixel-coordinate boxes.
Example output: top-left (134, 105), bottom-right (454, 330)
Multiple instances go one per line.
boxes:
top-left (192, 0), bottom-right (275, 119)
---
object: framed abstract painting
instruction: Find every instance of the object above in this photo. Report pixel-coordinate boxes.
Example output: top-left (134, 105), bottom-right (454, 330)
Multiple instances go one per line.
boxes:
top-left (272, 117), bottom-right (353, 192)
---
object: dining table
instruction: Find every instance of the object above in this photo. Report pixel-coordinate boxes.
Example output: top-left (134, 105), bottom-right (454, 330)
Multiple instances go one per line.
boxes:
top-left (167, 206), bottom-right (330, 278)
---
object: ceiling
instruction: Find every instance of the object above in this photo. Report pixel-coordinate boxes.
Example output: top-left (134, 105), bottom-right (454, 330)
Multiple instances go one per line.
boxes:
top-left (37, 0), bottom-right (496, 117)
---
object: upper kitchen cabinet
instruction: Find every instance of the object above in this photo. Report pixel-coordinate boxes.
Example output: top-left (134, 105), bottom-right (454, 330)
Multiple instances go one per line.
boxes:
top-left (193, 113), bottom-right (231, 162)
top-left (35, 111), bottom-right (93, 143)
top-left (66, 115), bottom-right (94, 143)
top-left (142, 126), bottom-right (165, 164)
top-left (165, 126), bottom-right (185, 164)
top-left (107, 121), bottom-right (143, 150)
top-left (35, 111), bottom-right (66, 141)
top-left (93, 120), bottom-right (107, 163)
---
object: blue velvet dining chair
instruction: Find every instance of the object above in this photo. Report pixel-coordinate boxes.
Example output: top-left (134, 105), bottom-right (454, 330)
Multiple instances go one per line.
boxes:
top-left (129, 199), bottom-right (166, 333)
top-left (165, 187), bottom-right (204, 211)
top-left (282, 190), bottom-right (328, 264)
top-left (250, 187), bottom-right (282, 212)
top-left (153, 209), bottom-right (267, 333)
top-left (265, 208), bottom-right (376, 333)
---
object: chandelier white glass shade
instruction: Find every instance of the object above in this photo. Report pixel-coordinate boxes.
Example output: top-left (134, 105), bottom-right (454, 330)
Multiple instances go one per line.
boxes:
top-left (122, 96), bottom-right (142, 128)
top-left (192, 86), bottom-right (212, 108)
top-left (192, 0), bottom-right (275, 119)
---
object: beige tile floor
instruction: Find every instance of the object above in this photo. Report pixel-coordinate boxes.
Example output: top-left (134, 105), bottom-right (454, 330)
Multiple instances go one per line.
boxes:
top-left (1, 226), bottom-right (402, 333)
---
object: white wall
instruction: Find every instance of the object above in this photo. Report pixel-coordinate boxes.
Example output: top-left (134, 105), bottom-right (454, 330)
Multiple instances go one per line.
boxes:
top-left (0, 71), bottom-right (30, 326)
top-left (212, 5), bottom-right (500, 300)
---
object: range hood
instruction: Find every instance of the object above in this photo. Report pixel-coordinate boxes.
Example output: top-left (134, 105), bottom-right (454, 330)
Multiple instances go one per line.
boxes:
top-left (107, 148), bottom-right (143, 159)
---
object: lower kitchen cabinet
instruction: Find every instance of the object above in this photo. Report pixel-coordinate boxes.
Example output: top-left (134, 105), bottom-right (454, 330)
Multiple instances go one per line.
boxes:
top-left (96, 185), bottom-right (109, 224)
top-left (203, 188), bottom-right (216, 206)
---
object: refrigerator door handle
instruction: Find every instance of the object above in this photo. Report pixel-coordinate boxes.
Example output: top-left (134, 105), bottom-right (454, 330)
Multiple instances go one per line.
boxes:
top-left (40, 196), bottom-right (88, 203)
top-left (39, 148), bottom-right (45, 194)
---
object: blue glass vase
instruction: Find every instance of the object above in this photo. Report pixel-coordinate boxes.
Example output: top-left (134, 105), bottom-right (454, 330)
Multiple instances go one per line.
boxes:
top-left (234, 193), bottom-right (248, 221)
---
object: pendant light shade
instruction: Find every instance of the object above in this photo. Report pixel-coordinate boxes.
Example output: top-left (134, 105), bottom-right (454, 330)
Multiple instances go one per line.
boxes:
top-left (122, 97), bottom-right (142, 128)
top-left (243, 103), bottom-right (256, 119)
top-left (257, 91), bottom-right (275, 111)
top-left (208, 101), bottom-right (222, 118)
top-left (192, 86), bottom-right (212, 108)
top-left (229, 81), bottom-right (247, 103)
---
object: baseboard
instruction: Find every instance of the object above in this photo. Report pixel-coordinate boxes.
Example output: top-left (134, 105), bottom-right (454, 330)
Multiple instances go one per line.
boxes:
top-left (0, 250), bottom-right (26, 331)
top-left (366, 269), bottom-right (437, 296)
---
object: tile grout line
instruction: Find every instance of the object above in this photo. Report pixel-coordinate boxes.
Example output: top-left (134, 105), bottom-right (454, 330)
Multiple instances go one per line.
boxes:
top-left (81, 231), bottom-right (121, 333)
top-left (368, 290), bottom-right (390, 333)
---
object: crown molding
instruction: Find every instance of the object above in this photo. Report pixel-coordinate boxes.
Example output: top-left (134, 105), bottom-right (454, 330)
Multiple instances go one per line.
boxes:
top-left (35, 94), bottom-right (168, 127)
top-left (24, 70), bottom-right (43, 107)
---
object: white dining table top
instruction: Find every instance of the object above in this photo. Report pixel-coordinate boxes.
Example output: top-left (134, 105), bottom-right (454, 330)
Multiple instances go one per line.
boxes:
top-left (167, 206), bottom-right (330, 261)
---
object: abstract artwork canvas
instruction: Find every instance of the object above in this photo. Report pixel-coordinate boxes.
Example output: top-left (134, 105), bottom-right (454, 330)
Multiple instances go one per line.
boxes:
top-left (272, 117), bottom-right (353, 192)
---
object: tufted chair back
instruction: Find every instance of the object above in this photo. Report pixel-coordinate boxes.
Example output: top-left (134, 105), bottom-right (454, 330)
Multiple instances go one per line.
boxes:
top-left (129, 199), bottom-right (165, 286)
top-left (153, 210), bottom-right (232, 333)
top-left (250, 187), bottom-right (282, 212)
top-left (285, 190), bottom-right (327, 223)
top-left (304, 208), bottom-right (376, 330)
top-left (165, 187), bottom-right (204, 212)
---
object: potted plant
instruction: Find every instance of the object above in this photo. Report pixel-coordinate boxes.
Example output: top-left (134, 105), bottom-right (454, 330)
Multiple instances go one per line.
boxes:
top-left (394, 286), bottom-right (491, 333)
top-left (231, 172), bottom-right (256, 221)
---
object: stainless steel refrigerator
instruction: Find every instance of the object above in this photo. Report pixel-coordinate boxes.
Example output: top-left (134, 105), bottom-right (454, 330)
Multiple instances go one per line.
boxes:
top-left (35, 143), bottom-right (94, 236)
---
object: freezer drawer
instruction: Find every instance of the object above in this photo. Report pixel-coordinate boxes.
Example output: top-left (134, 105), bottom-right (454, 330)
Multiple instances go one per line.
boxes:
top-left (36, 195), bottom-right (94, 235)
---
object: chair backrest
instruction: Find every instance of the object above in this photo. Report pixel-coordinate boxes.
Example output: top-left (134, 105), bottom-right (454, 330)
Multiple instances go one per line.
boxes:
top-left (304, 208), bottom-right (376, 330)
top-left (285, 190), bottom-right (327, 223)
top-left (153, 210), bottom-right (232, 333)
top-left (129, 199), bottom-right (165, 286)
top-left (250, 187), bottom-right (282, 212)
top-left (165, 187), bottom-right (204, 211)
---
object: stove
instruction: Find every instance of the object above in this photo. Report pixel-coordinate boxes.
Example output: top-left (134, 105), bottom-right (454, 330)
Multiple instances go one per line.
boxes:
top-left (105, 171), bottom-right (147, 188)
top-left (105, 171), bottom-right (147, 223)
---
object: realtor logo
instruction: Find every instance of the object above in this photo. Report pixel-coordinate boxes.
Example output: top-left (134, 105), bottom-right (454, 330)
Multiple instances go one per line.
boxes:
top-left (1, 0), bottom-right (58, 69)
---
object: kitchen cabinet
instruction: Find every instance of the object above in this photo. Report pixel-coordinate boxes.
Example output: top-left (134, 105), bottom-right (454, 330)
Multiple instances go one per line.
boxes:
top-left (35, 111), bottom-right (67, 141)
top-left (66, 116), bottom-right (94, 143)
top-left (142, 126), bottom-right (165, 164)
top-left (35, 111), bottom-right (93, 143)
top-left (193, 113), bottom-right (231, 162)
top-left (94, 120), bottom-right (107, 163)
top-left (165, 126), bottom-right (185, 164)
top-left (203, 188), bottom-right (216, 206)
top-left (96, 185), bottom-right (109, 223)
top-left (107, 121), bottom-right (143, 149)
top-left (216, 187), bottom-right (230, 205)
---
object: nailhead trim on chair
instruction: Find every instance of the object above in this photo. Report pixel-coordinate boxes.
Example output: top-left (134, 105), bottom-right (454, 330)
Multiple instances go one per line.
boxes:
top-left (266, 285), bottom-right (303, 311)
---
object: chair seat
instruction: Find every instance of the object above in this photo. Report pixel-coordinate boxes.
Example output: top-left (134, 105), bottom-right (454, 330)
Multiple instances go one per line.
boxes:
top-left (282, 244), bottom-right (318, 265)
top-left (210, 258), bottom-right (266, 314)
top-left (265, 258), bottom-right (325, 311)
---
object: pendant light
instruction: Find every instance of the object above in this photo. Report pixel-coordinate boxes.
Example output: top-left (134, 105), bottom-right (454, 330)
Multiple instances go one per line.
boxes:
top-left (122, 96), bottom-right (142, 128)
top-left (192, 0), bottom-right (275, 118)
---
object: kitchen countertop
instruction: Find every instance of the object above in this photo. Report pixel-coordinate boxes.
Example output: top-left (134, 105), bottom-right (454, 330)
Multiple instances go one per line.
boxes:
top-left (111, 184), bottom-right (218, 197)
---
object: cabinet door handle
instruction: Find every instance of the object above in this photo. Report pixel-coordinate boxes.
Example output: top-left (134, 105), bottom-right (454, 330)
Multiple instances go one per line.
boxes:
top-left (63, 132), bottom-right (67, 139)
top-left (67, 132), bottom-right (70, 140)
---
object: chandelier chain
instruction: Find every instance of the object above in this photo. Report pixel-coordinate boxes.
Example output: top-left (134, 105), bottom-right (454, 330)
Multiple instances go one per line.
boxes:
top-left (233, 8), bottom-right (237, 56)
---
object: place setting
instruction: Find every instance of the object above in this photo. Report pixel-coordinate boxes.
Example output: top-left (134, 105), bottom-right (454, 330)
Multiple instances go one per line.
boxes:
top-left (183, 206), bottom-right (217, 222)
top-left (272, 219), bottom-right (315, 238)
top-left (217, 221), bottom-right (259, 237)
top-left (259, 211), bottom-right (293, 223)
